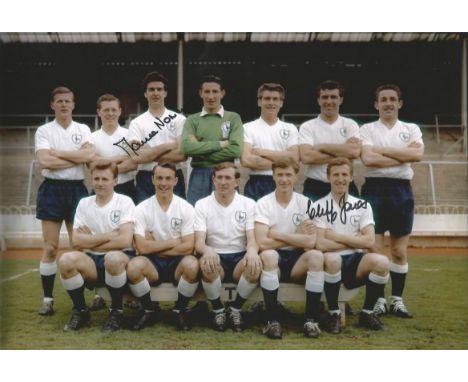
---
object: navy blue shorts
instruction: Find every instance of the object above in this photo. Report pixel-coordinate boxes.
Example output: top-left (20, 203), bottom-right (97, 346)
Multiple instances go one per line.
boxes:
top-left (115, 179), bottom-right (137, 204)
top-left (36, 178), bottom-right (88, 222)
top-left (361, 177), bottom-right (414, 236)
top-left (303, 178), bottom-right (360, 202)
top-left (341, 252), bottom-right (365, 289)
top-left (244, 175), bottom-right (276, 201)
top-left (218, 251), bottom-right (246, 282)
top-left (85, 250), bottom-right (135, 288)
top-left (187, 167), bottom-right (214, 206)
top-left (135, 169), bottom-right (186, 204)
top-left (277, 249), bottom-right (304, 282)
top-left (146, 255), bottom-right (183, 285)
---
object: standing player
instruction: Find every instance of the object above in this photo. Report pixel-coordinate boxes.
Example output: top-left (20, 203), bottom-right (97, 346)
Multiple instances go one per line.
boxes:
top-left (88, 94), bottom-right (138, 310)
top-left (360, 84), bottom-right (424, 318)
top-left (195, 162), bottom-right (262, 332)
top-left (313, 158), bottom-right (390, 333)
top-left (35, 86), bottom-right (94, 316)
top-left (182, 75), bottom-right (243, 205)
top-left (241, 83), bottom-right (299, 201)
top-left (127, 71), bottom-right (187, 203)
top-left (255, 158), bottom-right (323, 339)
top-left (58, 160), bottom-right (135, 332)
top-left (299, 80), bottom-right (361, 201)
top-left (127, 163), bottom-right (198, 331)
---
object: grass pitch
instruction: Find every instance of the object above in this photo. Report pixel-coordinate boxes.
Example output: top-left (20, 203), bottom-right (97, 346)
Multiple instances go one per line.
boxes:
top-left (1, 254), bottom-right (467, 349)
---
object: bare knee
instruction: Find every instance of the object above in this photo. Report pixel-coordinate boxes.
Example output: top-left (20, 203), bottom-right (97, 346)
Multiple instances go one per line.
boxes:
top-left (305, 250), bottom-right (323, 271)
top-left (180, 255), bottom-right (200, 282)
top-left (43, 241), bottom-right (58, 261)
top-left (373, 254), bottom-right (390, 276)
top-left (260, 250), bottom-right (279, 271)
top-left (104, 251), bottom-right (129, 275)
top-left (324, 253), bottom-right (341, 273)
top-left (58, 251), bottom-right (80, 278)
top-left (126, 257), bottom-right (147, 283)
top-left (391, 245), bottom-right (407, 264)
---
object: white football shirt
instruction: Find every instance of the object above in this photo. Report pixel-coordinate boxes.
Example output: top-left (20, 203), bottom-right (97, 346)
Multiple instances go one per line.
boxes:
top-left (194, 192), bottom-right (256, 253)
top-left (299, 116), bottom-right (359, 182)
top-left (35, 119), bottom-right (92, 180)
top-left (127, 108), bottom-right (186, 171)
top-left (244, 117), bottom-right (299, 175)
top-left (360, 119), bottom-right (424, 179)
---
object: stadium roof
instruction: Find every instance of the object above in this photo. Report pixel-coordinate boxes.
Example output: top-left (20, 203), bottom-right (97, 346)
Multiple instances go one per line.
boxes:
top-left (0, 32), bottom-right (464, 44)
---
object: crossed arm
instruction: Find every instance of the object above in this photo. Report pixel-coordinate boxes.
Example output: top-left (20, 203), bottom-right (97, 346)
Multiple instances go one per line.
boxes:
top-left (134, 232), bottom-right (194, 256)
top-left (241, 143), bottom-right (299, 171)
top-left (37, 142), bottom-right (95, 169)
top-left (299, 137), bottom-right (360, 165)
top-left (72, 222), bottom-right (134, 252)
top-left (315, 224), bottom-right (375, 252)
top-left (254, 220), bottom-right (317, 252)
top-left (361, 142), bottom-right (424, 168)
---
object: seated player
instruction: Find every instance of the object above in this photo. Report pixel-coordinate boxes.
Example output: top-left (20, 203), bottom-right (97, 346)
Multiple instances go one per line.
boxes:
top-left (58, 160), bottom-right (135, 332)
top-left (314, 157), bottom-right (390, 332)
top-left (255, 158), bottom-right (323, 339)
top-left (194, 162), bottom-right (262, 332)
top-left (127, 163), bottom-right (198, 330)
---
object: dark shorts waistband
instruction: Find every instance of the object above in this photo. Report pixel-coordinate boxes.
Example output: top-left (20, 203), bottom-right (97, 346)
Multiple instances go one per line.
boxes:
top-left (364, 177), bottom-right (410, 186)
top-left (44, 178), bottom-right (84, 184)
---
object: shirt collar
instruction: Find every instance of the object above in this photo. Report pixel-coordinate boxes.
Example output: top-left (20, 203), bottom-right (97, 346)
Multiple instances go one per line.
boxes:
top-left (201, 105), bottom-right (224, 117)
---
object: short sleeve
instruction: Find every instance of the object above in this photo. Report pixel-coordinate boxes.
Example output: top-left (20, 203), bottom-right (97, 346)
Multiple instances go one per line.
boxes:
top-left (254, 198), bottom-right (270, 226)
top-left (194, 201), bottom-right (207, 232)
top-left (119, 197), bottom-right (136, 225)
top-left (133, 204), bottom-right (148, 237)
top-left (181, 203), bottom-right (195, 236)
top-left (359, 124), bottom-right (373, 146)
top-left (298, 121), bottom-right (314, 145)
top-left (410, 123), bottom-right (424, 145)
top-left (360, 201), bottom-right (375, 230)
top-left (35, 126), bottom-right (51, 152)
top-left (346, 119), bottom-right (360, 140)
top-left (286, 123), bottom-right (299, 148)
top-left (73, 200), bottom-right (86, 229)
top-left (245, 200), bottom-right (256, 230)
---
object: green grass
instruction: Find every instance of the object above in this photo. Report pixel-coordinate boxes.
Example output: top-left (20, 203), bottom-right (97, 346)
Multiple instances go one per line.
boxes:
top-left (1, 255), bottom-right (467, 349)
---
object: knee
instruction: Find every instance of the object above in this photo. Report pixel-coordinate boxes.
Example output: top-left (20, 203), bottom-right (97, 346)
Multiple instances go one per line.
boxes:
top-left (305, 250), bottom-right (323, 271)
top-left (391, 245), bottom-right (407, 262)
top-left (373, 254), bottom-right (390, 275)
top-left (104, 251), bottom-right (128, 274)
top-left (181, 256), bottom-right (200, 281)
top-left (44, 241), bottom-right (58, 259)
top-left (260, 250), bottom-right (279, 270)
top-left (324, 253), bottom-right (341, 273)
top-left (126, 258), bottom-right (145, 282)
top-left (58, 252), bottom-right (78, 276)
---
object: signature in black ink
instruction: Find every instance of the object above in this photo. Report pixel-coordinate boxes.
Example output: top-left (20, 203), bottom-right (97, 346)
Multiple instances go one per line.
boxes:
top-left (113, 113), bottom-right (177, 156)
top-left (306, 195), bottom-right (367, 224)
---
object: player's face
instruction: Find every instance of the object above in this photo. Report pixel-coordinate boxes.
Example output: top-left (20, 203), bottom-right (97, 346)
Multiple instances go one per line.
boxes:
top-left (375, 89), bottom-right (402, 120)
top-left (50, 92), bottom-right (75, 119)
top-left (199, 82), bottom-right (225, 113)
top-left (317, 88), bottom-right (343, 119)
top-left (258, 90), bottom-right (283, 119)
top-left (153, 166), bottom-right (177, 197)
top-left (144, 81), bottom-right (167, 109)
top-left (97, 100), bottom-right (121, 127)
top-left (328, 164), bottom-right (352, 196)
top-left (92, 168), bottom-right (117, 197)
top-left (273, 166), bottom-right (297, 193)
top-left (212, 167), bottom-right (238, 197)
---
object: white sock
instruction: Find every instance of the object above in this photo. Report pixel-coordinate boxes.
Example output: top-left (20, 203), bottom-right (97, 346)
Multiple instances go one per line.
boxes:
top-left (178, 276), bottom-right (199, 298)
top-left (369, 272), bottom-right (389, 285)
top-left (324, 271), bottom-right (341, 284)
top-left (305, 271), bottom-right (324, 293)
top-left (129, 278), bottom-right (150, 298)
top-left (260, 270), bottom-right (279, 291)
top-left (390, 262), bottom-right (408, 274)
top-left (202, 277), bottom-right (222, 300)
top-left (40, 261), bottom-right (57, 276)
top-left (236, 274), bottom-right (258, 299)
top-left (105, 271), bottom-right (127, 289)
top-left (60, 273), bottom-right (84, 291)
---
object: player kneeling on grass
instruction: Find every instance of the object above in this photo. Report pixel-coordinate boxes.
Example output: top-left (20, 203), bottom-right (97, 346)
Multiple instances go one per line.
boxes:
top-left (195, 162), bottom-right (262, 332)
top-left (127, 163), bottom-right (198, 331)
top-left (255, 158), bottom-right (323, 340)
top-left (314, 158), bottom-right (390, 332)
top-left (59, 160), bottom-right (135, 332)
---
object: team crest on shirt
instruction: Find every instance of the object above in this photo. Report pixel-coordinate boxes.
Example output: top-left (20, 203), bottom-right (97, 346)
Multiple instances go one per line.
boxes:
top-left (292, 213), bottom-right (303, 226)
top-left (279, 129), bottom-right (290, 140)
top-left (110, 210), bottom-right (121, 224)
top-left (71, 134), bottom-right (82, 144)
top-left (235, 210), bottom-right (247, 223)
top-left (350, 215), bottom-right (360, 227)
top-left (339, 127), bottom-right (347, 137)
top-left (171, 218), bottom-right (182, 233)
top-left (399, 132), bottom-right (410, 142)
top-left (167, 121), bottom-right (177, 132)
top-left (221, 121), bottom-right (231, 139)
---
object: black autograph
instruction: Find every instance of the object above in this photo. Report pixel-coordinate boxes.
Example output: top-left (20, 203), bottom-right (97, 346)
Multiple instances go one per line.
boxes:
top-left (306, 195), bottom-right (367, 224)
top-left (113, 113), bottom-right (177, 156)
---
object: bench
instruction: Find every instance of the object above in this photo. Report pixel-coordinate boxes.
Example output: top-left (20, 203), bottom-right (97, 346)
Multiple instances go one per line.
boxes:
top-left (96, 283), bottom-right (360, 326)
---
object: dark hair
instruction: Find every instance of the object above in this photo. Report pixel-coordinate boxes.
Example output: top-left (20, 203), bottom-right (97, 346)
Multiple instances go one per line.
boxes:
top-left (272, 158), bottom-right (299, 174)
top-left (142, 71), bottom-right (168, 92)
top-left (200, 75), bottom-right (224, 90)
top-left (152, 162), bottom-right (177, 176)
top-left (50, 86), bottom-right (74, 103)
top-left (257, 83), bottom-right (285, 100)
top-left (212, 162), bottom-right (240, 179)
top-left (96, 94), bottom-right (121, 109)
top-left (326, 157), bottom-right (353, 177)
top-left (90, 159), bottom-right (118, 179)
top-left (316, 80), bottom-right (344, 98)
top-left (375, 84), bottom-right (402, 101)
